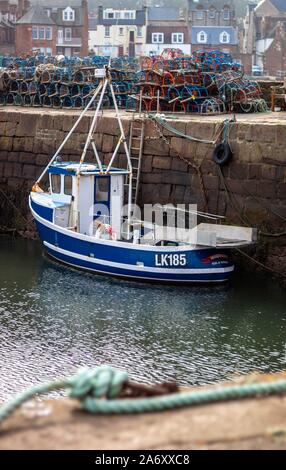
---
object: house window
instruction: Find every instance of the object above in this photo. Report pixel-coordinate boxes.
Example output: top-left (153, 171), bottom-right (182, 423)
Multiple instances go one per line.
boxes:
top-left (223, 9), bottom-right (230, 20)
top-left (46, 27), bottom-right (52, 40)
top-left (152, 32), bottom-right (164, 44)
top-left (63, 7), bottom-right (75, 22)
top-left (209, 9), bottom-right (216, 19)
top-left (119, 27), bottom-right (124, 36)
top-left (137, 26), bottom-right (142, 37)
top-left (65, 28), bottom-right (72, 41)
top-left (39, 27), bottom-right (45, 40)
top-left (197, 31), bottom-right (207, 43)
top-left (196, 10), bottom-right (204, 20)
top-left (172, 33), bottom-right (184, 44)
top-left (105, 26), bottom-right (110, 37)
top-left (32, 26), bottom-right (38, 39)
top-left (220, 31), bottom-right (230, 44)
top-left (103, 9), bottom-right (114, 19)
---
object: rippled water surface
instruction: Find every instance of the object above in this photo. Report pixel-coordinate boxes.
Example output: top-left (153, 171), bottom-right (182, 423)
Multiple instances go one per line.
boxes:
top-left (0, 237), bottom-right (286, 401)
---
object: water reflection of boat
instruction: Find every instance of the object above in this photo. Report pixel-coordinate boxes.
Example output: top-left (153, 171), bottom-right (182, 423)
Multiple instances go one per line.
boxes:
top-left (30, 67), bottom-right (256, 284)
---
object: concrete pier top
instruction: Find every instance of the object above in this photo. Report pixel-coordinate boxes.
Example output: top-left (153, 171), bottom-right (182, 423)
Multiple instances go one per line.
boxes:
top-left (1, 106), bottom-right (286, 125)
top-left (1, 374), bottom-right (286, 450)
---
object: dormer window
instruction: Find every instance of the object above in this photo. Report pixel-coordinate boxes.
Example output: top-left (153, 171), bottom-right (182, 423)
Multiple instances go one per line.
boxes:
top-left (196, 9), bottom-right (204, 20)
top-left (209, 9), bottom-right (216, 19)
top-left (220, 31), bottom-right (230, 43)
top-left (63, 7), bottom-right (75, 22)
top-left (197, 31), bottom-right (207, 43)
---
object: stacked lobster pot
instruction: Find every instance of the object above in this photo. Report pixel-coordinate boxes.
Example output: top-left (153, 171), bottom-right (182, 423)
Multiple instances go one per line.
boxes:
top-left (0, 55), bottom-right (139, 110)
top-left (126, 51), bottom-right (266, 114)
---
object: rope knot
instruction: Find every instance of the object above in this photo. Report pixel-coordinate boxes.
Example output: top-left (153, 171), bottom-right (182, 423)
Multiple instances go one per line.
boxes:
top-left (67, 366), bottom-right (129, 401)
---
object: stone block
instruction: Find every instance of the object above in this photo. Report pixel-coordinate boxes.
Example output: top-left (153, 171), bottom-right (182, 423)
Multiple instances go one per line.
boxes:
top-left (229, 163), bottom-right (249, 180)
top-left (251, 124), bottom-right (276, 143)
top-left (0, 136), bottom-right (12, 151)
top-left (36, 154), bottom-right (50, 166)
top-left (7, 177), bottom-right (23, 190)
top-left (226, 179), bottom-right (257, 197)
top-left (162, 120), bottom-right (187, 137)
top-left (20, 153), bottom-right (34, 164)
top-left (4, 162), bottom-right (13, 178)
top-left (141, 172), bottom-right (163, 184)
top-left (102, 134), bottom-right (115, 153)
top-left (141, 155), bottom-right (153, 173)
top-left (16, 114), bottom-right (38, 137)
top-left (256, 181), bottom-right (277, 199)
top-left (7, 152), bottom-right (19, 163)
top-left (278, 183), bottom-right (286, 199)
top-left (0, 122), bottom-right (6, 135)
top-left (170, 185), bottom-right (186, 203)
top-left (144, 138), bottom-right (170, 156)
top-left (5, 121), bottom-right (18, 137)
top-left (153, 156), bottom-right (172, 170)
top-left (248, 164), bottom-right (261, 179)
top-left (186, 121), bottom-right (216, 142)
top-left (0, 162), bottom-right (4, 177)
top-left (261, 164), bottom-right (279, 181)
top-left (13, 163), bottom-right (23, 178)
top-left (203, 175), bottom-right (219, 191)
top-left (13, 137), bottom-right (25, 152)
top-left (171, 157), bottom-right (188, 173)
top-left (0, 151), bottom-right (8, 161)
top-left (22, 164), bottom-right (36, 180)
top-left (164, 171), bottom-right (192, 186)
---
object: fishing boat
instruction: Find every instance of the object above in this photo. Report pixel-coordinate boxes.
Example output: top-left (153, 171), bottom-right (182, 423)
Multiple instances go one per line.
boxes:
top-left (29, 67), bottom-right (256, 284)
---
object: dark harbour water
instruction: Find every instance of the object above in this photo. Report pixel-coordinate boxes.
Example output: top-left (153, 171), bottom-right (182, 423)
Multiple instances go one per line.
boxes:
top-left (0, 236), bottom-right (285, 401)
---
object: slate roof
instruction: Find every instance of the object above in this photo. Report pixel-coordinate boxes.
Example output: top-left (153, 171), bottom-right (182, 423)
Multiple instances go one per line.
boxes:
top-left (17, 6), bottom-right (55, 25)
top-left (148, 7), bottom-right (181, 21)
top-left (191, 26), bottom-right (238, 45)
top-left (271, 0), bottom-right (286, 12)
top-left (34, 0), bottom-right (82, 7)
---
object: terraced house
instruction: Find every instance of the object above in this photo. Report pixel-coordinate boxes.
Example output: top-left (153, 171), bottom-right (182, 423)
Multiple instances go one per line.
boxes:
top-left (16, 0), bottom-right (88, 57)
top-left (243, 0), bottom-right (286, 77)
top-left (0, 0), bottom-right (19, 55)
top-left (188, 0), bottom-right (239, 54)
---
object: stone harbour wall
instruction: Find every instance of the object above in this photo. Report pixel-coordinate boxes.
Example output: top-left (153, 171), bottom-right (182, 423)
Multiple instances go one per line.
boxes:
top-left (0, 108), bottom-right (285, 248)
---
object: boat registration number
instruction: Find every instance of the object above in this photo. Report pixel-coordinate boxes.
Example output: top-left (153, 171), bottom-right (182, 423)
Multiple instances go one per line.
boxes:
top-left (155, 254), bottom-right (187, 267)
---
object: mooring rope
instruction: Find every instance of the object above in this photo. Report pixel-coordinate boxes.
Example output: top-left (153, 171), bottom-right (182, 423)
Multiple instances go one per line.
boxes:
top-left (1, 366), bottom-right (286, 422)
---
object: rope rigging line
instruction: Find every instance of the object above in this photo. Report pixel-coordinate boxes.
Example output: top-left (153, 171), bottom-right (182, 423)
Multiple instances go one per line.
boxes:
top-left (1, 366), bottom-right (286, 422)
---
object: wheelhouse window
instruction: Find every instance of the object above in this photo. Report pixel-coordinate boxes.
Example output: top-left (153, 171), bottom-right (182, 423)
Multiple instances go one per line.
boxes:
top-left (64, 176), bottom-right (72, 195)
top-left (51, 174), bottom-right (61, 194)
top-left (96, 178), bottom-right (109, 202)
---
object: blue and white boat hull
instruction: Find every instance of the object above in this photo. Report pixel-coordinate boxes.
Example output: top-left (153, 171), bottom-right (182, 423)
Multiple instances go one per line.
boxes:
top-left (30, 196), bottom-right (234, 284)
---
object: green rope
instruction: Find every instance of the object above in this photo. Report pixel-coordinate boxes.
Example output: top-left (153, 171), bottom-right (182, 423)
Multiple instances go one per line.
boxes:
top-left (1, 366), bottom-right (286, 422)
top-left (149, 114), bottom-right (217, 144)
top-left (149, 114), bottom-right (235, 146)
